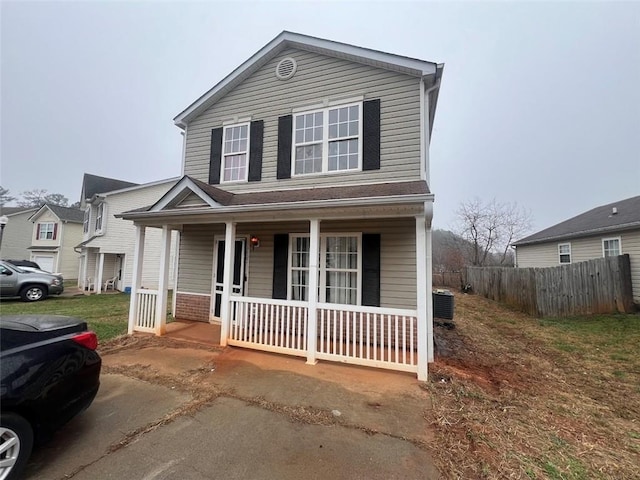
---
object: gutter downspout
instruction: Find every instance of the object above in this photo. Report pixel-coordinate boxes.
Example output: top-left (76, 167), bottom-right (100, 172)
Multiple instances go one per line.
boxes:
top-left (421, 77), bottom-right (441, 186)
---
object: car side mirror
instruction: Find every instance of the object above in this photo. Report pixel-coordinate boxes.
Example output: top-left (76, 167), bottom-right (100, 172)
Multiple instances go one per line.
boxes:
top-left (1, 269), bottom-right (12, 276)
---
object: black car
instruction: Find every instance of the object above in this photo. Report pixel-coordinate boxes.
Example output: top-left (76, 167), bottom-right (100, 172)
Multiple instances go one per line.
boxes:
top-left (0, 316), bottom-right (102, 480)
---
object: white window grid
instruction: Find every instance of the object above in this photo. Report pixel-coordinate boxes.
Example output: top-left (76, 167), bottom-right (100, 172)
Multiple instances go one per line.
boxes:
top-left (95, 203), bottom-right (105, 232)
top-left (287, 233), bottom-right (362, 306)
top-left (83, 208), bottom-right (90, 234)
top-left (39, 222), bottom-right (55, 240)
top-left (222, 123), bottom-right (250, 183)
top-left (558, 243), bottom-right (571, 264)
top-left (292, 102), bottom-right (362, 176)
top-left (602, 237), bottom-right (621, 257)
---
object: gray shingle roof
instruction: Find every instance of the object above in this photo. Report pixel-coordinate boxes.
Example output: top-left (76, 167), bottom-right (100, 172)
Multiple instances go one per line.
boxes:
top-left (46, 204), bottom-right (85, 223)
top-left (82, 173), bottom-right (139, 201)
top-left (514, 195), bottom-right (640, 246)
top-left (188, 177), bottom-right (430, 206)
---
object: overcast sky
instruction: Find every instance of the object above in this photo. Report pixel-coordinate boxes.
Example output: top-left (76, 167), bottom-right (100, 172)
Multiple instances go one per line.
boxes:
top-left (1, 1), bottom-right (638, 233)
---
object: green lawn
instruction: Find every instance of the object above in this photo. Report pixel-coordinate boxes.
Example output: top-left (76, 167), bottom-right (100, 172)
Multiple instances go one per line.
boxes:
top-left (0, 293), bottom-right (131, 341)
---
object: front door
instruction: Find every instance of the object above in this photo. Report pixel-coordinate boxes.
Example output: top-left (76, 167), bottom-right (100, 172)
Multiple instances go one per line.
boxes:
top-left (213, 238), bottom-right (246, 318)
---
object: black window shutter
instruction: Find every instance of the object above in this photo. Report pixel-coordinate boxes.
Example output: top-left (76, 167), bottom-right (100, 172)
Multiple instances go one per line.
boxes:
top-left (209, 127), bottom-right (223, 184)
top-left (277, 115), bottom-right (292, 179)
top-left (272, 234), bottom-right (289, 299)
top-left (248, 120), bottom-right (264, 182)
top-left (362, 233), bottom-right (381, 307)
top-left (362, 99), bottom-right (381, 171)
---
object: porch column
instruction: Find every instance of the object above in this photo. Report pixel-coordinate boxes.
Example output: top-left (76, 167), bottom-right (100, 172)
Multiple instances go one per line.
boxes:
top-left (416, 214), bottom-right (429, 381)
top-left (219, 221), bottom-right (236, 347)
top-left (426, 222), bottom-right (434, 362)
top-left (96, 252), bottom-right (104, 294)
top-left (154, 226), bottom-right (172, 336)
top-left (127, 225), bottom-right (146, 334)
top-left (306, 219), bottom-right (320, 365)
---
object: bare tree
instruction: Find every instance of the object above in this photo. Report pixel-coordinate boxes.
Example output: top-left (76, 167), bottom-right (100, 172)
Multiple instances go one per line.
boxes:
top-left (456, 197), bottom-right (532, 266)
top-left (17, 189), bottom-right (69, 208)
top-left (0, 186), bottom-right (16, 206)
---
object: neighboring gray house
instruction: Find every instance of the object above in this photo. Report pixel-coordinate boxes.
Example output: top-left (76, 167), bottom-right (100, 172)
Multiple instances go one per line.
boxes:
top-left (120, 31), bottom-right (444, 380)
top-left (0, 206), bottom-right (38, 261)
top-left (513, 195), bottom-right (640, 304)
top-left (77, 173), bottom-right (178, 293)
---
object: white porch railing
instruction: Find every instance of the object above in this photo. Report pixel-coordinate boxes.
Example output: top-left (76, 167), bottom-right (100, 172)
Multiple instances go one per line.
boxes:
top-left (228, 296), bottom-right (309, 356)
top-left (227, 296), bottom-right (418, 373)
top-left (133, 289), bottom-right (158, 333)
top-left (316, 303), bottom-right (418, 373)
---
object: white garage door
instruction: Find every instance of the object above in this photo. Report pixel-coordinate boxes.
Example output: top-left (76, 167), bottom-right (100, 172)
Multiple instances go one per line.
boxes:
top-left (33, 255), bottom-right (55, 273)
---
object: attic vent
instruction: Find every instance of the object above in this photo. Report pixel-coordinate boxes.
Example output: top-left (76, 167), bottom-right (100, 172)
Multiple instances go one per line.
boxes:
top-left (276, 57), bottom-right (297, 80)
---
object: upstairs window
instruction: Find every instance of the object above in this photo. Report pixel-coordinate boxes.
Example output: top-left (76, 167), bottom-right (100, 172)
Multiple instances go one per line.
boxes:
top-left (38, 222), bottom-right (56, 240)
top-left (558, 243), bottom-right (571, 264)
top-left (95, 203), bottom-right (105, 233)
top-left (222, 123), bottom-right (250, 183)
top-left (293, 103), bottom-right (361, 176)
top-left (83, 208), bottom-right (90, 234)
top-left (602, 237), bottom-right (621, 257)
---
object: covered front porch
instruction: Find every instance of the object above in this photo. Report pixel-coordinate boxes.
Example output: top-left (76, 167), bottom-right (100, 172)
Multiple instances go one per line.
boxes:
top-left (121, 177), bottom-right (434, 380)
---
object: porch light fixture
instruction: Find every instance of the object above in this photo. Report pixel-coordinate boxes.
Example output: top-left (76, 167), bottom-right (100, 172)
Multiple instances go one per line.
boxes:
top-left (250, 235), bottom-right (260, 249)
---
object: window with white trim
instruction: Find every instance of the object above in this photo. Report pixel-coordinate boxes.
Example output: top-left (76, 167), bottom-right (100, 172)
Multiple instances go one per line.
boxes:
top-left (293, 103), bottom-right (361, 176)
top-left (558, 243), bottom-right (571, 264)
top-left (222, 123), bottom-right (250, 182)
top-left (83, 208), bottom-right (90, 234)
top-left (602, 237), bottom-right (621, 257)
top-left (38, 222), bottom-right (55, 240)
top-left (288, 234), bottom-right (361, 305)
top-left (95, 203), bottom-right (105, 233)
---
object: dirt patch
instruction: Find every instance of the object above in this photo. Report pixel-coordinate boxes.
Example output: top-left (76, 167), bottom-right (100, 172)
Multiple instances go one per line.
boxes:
top-left (425, 292), bottom-right (640, 479)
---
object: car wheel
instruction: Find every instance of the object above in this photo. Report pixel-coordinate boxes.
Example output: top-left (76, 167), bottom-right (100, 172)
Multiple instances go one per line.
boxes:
top-left (0, 413), bottom-right (34, 480)
top-left (20, 285), bottom-right (47, 302)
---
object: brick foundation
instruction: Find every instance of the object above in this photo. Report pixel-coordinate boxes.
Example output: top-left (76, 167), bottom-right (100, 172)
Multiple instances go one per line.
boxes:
top-left (175, 293), bottom-right (211, 322)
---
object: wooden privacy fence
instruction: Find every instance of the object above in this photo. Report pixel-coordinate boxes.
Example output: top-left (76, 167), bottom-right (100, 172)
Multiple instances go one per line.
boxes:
top-left (465, 255), bottom-right (634, 317)
top-left (432, 271), bottom-right (463, 288)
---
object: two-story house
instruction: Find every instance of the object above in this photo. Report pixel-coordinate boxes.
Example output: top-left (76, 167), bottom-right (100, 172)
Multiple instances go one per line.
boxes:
top-left (27, 204), bottom-right (84, 279)
top-left (77, 173), bottom-right (179, 293)
top-left (120, 32), bottom-right (444, 380)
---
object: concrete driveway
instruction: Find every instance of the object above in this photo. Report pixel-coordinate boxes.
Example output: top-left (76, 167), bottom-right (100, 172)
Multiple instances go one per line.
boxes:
top-left (24, 336), bottom-right (440, 479)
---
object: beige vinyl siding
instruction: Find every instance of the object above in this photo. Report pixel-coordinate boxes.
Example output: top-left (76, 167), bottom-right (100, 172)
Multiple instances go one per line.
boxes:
top-left (1, 210), bottom-right (37, 260)
top-left (177, 224), bottom-right (222, 294)
top-left (177, 192), bottom-right (208, 207)
top-left (31, 209), bottom-right (61, 246)
top-left (184, 47), bottom-right (422, 191)
top-left (516, 228), bottom-right (640, 303)
top-left (177, 218), bottom-right (417, 309)
top-left (57, 223), bottom-right (83, 280)
top-left (620, 229), bottom-right (640, 302)
top-left (516, 243), bottom-right (563, 266)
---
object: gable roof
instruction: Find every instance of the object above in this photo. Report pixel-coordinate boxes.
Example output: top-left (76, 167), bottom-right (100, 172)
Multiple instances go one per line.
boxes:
top-left (81, 173), bottom-right (139, 201)
top-left (514, 195), bottom-right (640, 246)
top-left (0, 206), bottom-right (37, 216)
top-left (29, 204), bottom-right (85, 224)
top-left (174, 31), bottom-right (443, 128)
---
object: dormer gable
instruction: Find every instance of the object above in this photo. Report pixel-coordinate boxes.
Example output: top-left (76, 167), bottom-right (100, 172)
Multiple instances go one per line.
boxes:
top-left (148, 176), bottom-right (232, 212)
